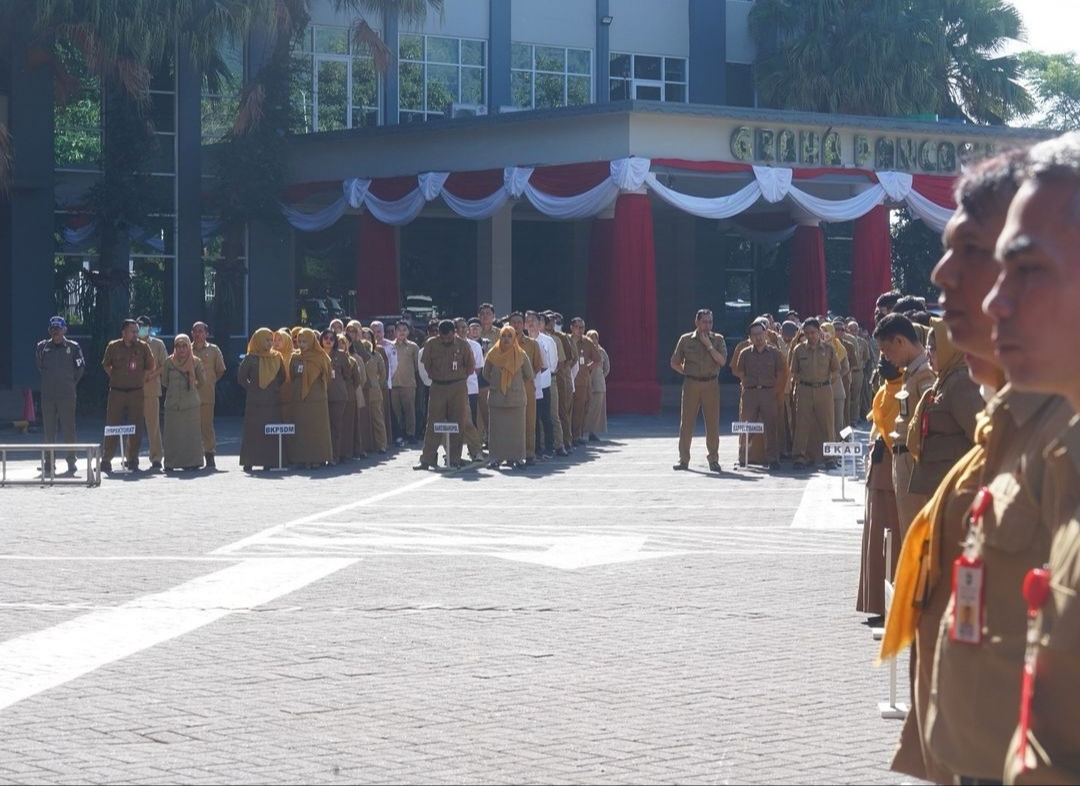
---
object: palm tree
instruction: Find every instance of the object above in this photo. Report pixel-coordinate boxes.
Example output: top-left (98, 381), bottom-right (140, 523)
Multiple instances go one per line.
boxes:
top-left (749, 0), bottom-right (1033, 124)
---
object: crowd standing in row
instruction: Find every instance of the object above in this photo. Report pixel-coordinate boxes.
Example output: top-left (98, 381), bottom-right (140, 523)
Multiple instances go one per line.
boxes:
top-left (36, 307), bottom-right (610, 476)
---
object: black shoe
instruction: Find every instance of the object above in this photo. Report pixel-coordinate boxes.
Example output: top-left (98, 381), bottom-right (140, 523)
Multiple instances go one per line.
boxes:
top-left (449, 461), bottom-right (463, 469)
top-left (204, 453), bottom-right (216, 469)
top-left (555, 447), bottom-right (570, 457)
top-left (673, 462), bottom-right (689, 471)
top-left (588, 433), bottom-right (599, 442)
top-left (709, 462), bottom-right (722, 473)
top-left (102, 460), bottom-right (113, 473)
top-left (823, 460), bottom-right (839, 470)
top-left (792, 462), bottom-right (808, 471)
top-left (66, 460), bottom-right (78, 475)
top-left (487, 460), bottom-right (500, 469)
top-left (524, 457), bottom-right (536, 466)
top-left (738, 459), bottom-right (747, 467)
top-left (413, 461), bottom-right (433, 471)
top-left (151, 461), bottom-right (163, 471)
top-left (125, 462), bottom-right (140, 472)
top-left (768, 461), bottom-right (782, 471)
top-left (243, 465), bottom-right (253, 472)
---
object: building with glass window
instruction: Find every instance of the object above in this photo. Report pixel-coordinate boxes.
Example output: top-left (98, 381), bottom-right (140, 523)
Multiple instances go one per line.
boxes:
top-left (0, 0), bottom-right (1048, 414)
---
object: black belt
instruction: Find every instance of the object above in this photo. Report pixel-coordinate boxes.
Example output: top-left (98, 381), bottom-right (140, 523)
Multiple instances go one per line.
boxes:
top-left (892, 443), bottom-right (910, 455)
top-left (800, 381), bottom-right (830, 388)
top-left (431, 379), bottom-right (465, 386)
top-left (743, 385), bottom-right (774, 390)
top-left (684, 375), bottom-right (716, 382)
top-left (109, 386), bottom-right (143, 392)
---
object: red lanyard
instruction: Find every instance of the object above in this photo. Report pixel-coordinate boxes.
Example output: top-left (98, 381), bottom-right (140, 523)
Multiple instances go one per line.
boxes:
top-left (1017, 565), bottom-right (1051, 773)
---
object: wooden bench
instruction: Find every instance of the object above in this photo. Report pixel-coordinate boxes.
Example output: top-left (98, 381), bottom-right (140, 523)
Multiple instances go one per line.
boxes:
top-left (0, 443), bottom-right (102, 488)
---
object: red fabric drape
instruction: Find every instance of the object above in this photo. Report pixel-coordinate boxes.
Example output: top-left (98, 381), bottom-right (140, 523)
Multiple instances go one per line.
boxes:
top-left (790, 225), bottom-right (828, 318)
top-left (444, 169), bottom-right (505, 200)
top-left (368, 175), bottom-right (419, 202)
top-left (601, 193), bottom-right (661, 414)
top-left (851, 206), bottom-right (893, 328)
top-left (355, 213), bottom-right (400, 317)
top-left (527, 161), bottom-right (611, 196)
top-left (912, 174), bottom-right (957, 208)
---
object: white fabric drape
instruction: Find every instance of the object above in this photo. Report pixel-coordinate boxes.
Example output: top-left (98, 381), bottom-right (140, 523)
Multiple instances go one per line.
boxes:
top-left (281, 159), bottom-right (955, 233)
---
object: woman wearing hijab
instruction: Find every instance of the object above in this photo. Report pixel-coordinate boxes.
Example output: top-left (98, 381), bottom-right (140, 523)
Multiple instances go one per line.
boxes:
top-left (287, 328), bottom-right (334, 469)
top-left (483, 325), bottom-right (534, 469)
top-left (855, 355), bottom-right (904, 621)
top-left (584, 329), bottom-right (610, 441)
top-left (238, 327), bottom-right (287, 471)
top-left (325, 329), bottom-right (360, 464)
top-left (274, 328), bottom-right (296, 422)
top-left (362, 326), bottom-right (389, 454)
top-left (161, 333), bottom-right (206, 471)
top-left (345, 321), bottom-right (371, 458)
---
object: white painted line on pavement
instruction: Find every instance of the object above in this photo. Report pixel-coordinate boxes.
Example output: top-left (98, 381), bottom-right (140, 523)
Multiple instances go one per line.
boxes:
top-left (0, 558), bottom-right (354, 712)
top-left (790, 473), bottom-right (864, 529)
top-left (493, 535), bottom-right (684, 570)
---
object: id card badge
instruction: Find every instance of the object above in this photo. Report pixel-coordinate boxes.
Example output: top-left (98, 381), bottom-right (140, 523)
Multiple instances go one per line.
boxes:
top-left (950, 556), bottom-right (985, 645)
top-left (452, 360), bottom-right (458, 371)
top-left (128, 354), bottom-right (137, 372)
top-left (297, 362), bottom-right (305, 374)
top-left (331, 368), bottom-right (336, 379)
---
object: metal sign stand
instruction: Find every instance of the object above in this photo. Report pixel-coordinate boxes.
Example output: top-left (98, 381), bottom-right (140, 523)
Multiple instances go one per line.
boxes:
top-left (731, 422), bottom-right (765, 469)
top-left (878, 528), bottom-right (909, 720)
top-left (264, 423), bottom-right (295, 471)
top-left (103, 424), bottom-right (136, 473)
top-left (823, 441), bottom-right (865, 500)
top-left (433, 422), bottom-right (460, 469)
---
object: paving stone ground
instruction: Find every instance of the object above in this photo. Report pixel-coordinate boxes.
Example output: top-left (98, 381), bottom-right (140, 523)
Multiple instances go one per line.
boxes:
top-left (0, 401), bottom-right (922, 785)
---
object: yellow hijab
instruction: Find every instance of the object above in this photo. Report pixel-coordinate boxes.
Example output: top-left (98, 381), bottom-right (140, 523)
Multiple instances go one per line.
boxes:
top-left (821, 323), bottom-right (847, 364)
top-left (297, 327), bottom-right (331, 400)
top-left (275, 329), bottom-right (294, 382)
top-left (485, 325), bottom-right (525, 394)
top-left (170, 334), bottom-right (199, 389)
top-left (247, 328), bottom-right (283, 389)
top-left (871, 377), bottom-right (904, 450)
top-left (880, 411), bottom-right (992, 663)
top-left (907, 319), bottom-right (967, 460)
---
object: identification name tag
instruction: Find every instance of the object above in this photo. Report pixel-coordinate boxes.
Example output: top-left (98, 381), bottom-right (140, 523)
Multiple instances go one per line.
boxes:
top-left (452, 361), bottom-right (458, 371)
top-left (297, 363), bottom-right (304, 373)
top-left (950, 557), bottom-right (985, 645)
top-left (331, 369), bottom-right (336, 379)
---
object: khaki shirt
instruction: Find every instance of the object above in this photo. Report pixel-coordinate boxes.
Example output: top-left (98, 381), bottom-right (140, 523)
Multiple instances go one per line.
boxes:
top-left (735, 344), bottom-right (787, 390)
top-left (553, 331), bottom-right (575, 377)
top-left (192, 342), bottom-right (226, 404)
top-left (102, 338), bottom-right (155, 390)
top-left (518, 334), bottom-right (544, 390)
top-left (892, 352), bottom-right (935, 448)
top-left (1005, 413), bottom-right (1080, 785)
top-left (729, 340), bottom-right (751, 380)
top-left (927, 391), bottom-right (1074, 780)
top-left (143, 337), bottom-right (168, 398)
top-left (790, 341), bottom-right (839, 386)
top-left (671, 330), bottom-right (727, 379)
top-left (391, 340), bottom-right (420, 388)
top-left (908, 367), bottom-right (985, 495)
top-left (36, 337), bottom-right (85, 399)
top-left (420, 336), bottom-right (474, 383)
top-left (570, 335), bottom-right (602, 385)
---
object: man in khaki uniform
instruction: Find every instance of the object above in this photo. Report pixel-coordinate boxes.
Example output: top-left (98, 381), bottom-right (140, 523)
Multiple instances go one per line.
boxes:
top-left (390, 320), bottom-right (421, 444)
top-left (845, 320), bottom-right (871, 424)
top-left (670, 308), bottom-right (727, 472)
top-left (873, 313), bottom-right (936, 539)
top-left (101, 318), bottom-right (156, 472)
top-left (790, 318), bottom-right (839, 470)
top-left (734, 320), bottom-right (788, 470)
top-left (416, 320), bottom-right (474, 470)
top-left (778, 321), bottom-right (799, 457)
top-left (475, 303), bottom-right (499, 443)
top-left (190, 322), bottom-right (226, 469)
top-left (569, 317), bottom-right (602, 445)
top-left (509, 312), bottom-right (544, 465)
top-left (834, 320), bottom-right (861, 429)
top-left (135, 316), bottom-right (167, 470)
top-left (550, 312), bottom-right (576, 453)
top-left (35, 316), bottom-right (85, 475)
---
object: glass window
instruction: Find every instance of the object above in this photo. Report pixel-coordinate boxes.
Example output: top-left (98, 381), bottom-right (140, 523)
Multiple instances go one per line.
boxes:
top-left (397, 34), bottom-right (488, 122)
top-left (315, 27), bottom-right (348, 55)
top-left (290, 25), bottom-right (382, 133)
top-left (609, 53), bottom-right (688, 103)
top-left (511, 43), bottom-right (593, 109)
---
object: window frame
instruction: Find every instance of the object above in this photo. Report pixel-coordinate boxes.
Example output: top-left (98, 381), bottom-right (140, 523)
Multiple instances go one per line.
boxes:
top-left (397, 33), bottom-right (488, 123)
top-left (510, 42), bottom-right (593, 109)
top-left (609, 52), bottom-right (688, 104)
top-left (292, 24), bottom-right (383, 134)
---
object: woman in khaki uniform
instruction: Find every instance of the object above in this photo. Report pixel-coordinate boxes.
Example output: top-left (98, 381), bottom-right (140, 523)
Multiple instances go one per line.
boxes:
top-left (345, 322), bottom-right (370, 458)
top-left (161, 334), bottom-right (206, 471)
top-left (584, 330), bottom-right (609, 440)
top-left (287, 328), bottom-right (334, 469)
top-left (238, 328), bottom-right (287, 471)
top-left (362, 327), bottom-right (388, 453)
top-left (323, 329), bottom-right (352, 464)
top-left (274, 328), bottom-right (296, 423)
top-left (483, 326), bottom-right (534, 469)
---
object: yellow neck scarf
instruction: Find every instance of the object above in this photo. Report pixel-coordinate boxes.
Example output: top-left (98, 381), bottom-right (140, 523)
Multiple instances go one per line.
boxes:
top-left (871, 377), bottom-right (904, 450)
top-left (247, 328), bottom-right (283, 389)
top-left (879, 410), bottom-right (992, 663)
top-left (485, 326), bottom-right (525, 394)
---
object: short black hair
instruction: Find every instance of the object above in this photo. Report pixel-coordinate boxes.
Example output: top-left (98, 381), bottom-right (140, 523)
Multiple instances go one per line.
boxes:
top-left (873, 312), bottom-right (920, 344)
top-left (695, 308), bottom-right (712, 321)
top-left (437, 319), bottom-right (455, 335)
top-left (122, 318), bottom-right (139, 331)
top-left (892, 295), bottom-right (925, 315)
top-left (509, 311), bottom-right (524, 322)
top-left (135, 315), bottom-right (151, 326)
top-left (908, 310), bottom-right (933, 327)
top-left (395, 319), bottom-right (410, 329)
top-left (570, 316), bottom-right (585, 327)
top-left (478, 303), bottom-right (494, 314)
top-left (802, 317), bottom-right (821, 330)
top-left (467, 317), bottom-right (481, 326)
top-left (875, 291), bottom-right (902, 311)
top-left (955, 148), bottom-right (1029, 224)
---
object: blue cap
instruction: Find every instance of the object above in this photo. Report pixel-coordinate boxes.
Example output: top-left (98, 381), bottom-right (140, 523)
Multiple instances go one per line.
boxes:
top-left (48, 316), bottom-right (67, 329)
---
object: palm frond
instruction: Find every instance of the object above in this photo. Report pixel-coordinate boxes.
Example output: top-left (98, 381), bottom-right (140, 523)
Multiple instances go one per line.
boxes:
top-left (351, 19), bottom-right (392, 72)
top-left (229, 81), bottom-right (266, 136)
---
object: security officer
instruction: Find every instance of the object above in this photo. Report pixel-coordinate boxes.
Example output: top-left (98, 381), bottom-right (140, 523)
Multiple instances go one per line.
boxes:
top-left (670, 308), bottom-right (727, 472)
top-left (35, 316), bottom-right (85, 474)
top-left (734, 319), bottom-right (788, 470)
top-left (101, 318), bottom-right (156, 472)
top-left (416, 319), bottom-right (473, 470)
top-left (569, 317), bottom-right (602, 446)
top-left (873, 312), bottom-right (936, 539)
top-left (135, 316), bottom-right (167, 470)
top-left (790, 318), bottom-right (840, 470)
top-left (191, 322), bottom-right (226, 469)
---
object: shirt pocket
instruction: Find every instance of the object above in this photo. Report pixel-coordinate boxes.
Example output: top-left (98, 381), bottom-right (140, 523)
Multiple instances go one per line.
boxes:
top-left (981, 471), bottom-right (1040, 554)
top-left (1045, 521), bottom-right (1080, 649)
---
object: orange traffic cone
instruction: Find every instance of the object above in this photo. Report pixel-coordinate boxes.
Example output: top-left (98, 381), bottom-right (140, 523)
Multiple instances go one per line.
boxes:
top-left (22, 386), bottom-right (36, 423)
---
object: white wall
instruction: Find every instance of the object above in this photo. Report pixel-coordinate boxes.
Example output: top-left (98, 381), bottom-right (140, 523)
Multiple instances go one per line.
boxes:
top-left (307, 2), bottom-right (359, 29)
top-left (403, 0), bottom-right (490, 39)
top-left (609, 0), bottom-right (689, 57)
top-left (726, 0), bottom-right (756, 64)
top-left (511, 0), bottom-right (596, 49)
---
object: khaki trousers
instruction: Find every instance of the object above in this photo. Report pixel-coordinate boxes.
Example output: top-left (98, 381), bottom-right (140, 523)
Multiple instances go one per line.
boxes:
top-left (678, 378), bottom-right (720, 464)
top-left (477, 388), bottom-right (490, 443)
top-left (368, 392), bottom-right (388, 451)
top-left (41, 395), bottom-right (77, 463)
top-left (556, 372), bottom-right (573, 447)
top-left (849, 371), bottom-right (865, 425)
top-left (200, 402), bottom-right (216, 454)
top-left (143, 393), bottom-right (163, 463)
top-left (103, 388), bottom-right (145, 464)
top-left (548, 381), bottom-right (563, 449)
top-left (571, 377), bottom-right (591, 442)
top-left (739, 387), bottom-right (780, 463)
top-left (390, 387), bottom-right (417, 439)
top-left (421, 381), bottom-right (470, 465)
top-left (891, 449), bottom-right (927, 541)
top-left (525, 381), bottom-right (538, 459)
top-left (793, 384), bottom-right (834, 464)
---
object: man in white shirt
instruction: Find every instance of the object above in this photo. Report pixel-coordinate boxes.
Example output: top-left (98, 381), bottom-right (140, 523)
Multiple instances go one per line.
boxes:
top-left (370, 319), bottom-right (398, 443)
top-left (528, 310), bottom-right (558, 459)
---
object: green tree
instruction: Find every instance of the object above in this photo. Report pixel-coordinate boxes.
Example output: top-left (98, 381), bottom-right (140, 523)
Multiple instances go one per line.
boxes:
top-left (749, 0), bottom-right (1034, 124)
top-left (1018, 50), bottom-right (1080, 130)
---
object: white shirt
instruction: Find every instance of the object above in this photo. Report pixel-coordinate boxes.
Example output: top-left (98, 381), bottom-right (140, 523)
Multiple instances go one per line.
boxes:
top-left (534, 331), bottom-right (558, 392)
top-left (417, 348), bottom-right (432, 387)
top-left (466, 338), bottom-right (484, 396)
top-left (381, 338), bottom-right (397, 389)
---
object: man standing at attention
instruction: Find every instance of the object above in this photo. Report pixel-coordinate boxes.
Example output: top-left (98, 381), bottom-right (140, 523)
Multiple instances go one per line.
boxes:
top-left (101, 318), bottom-right (156, 473)
top-left (35, 315), bottom-right (85, 475)
top-left (416, 320), bottom-right (474, 470)
top-left (790, 318), bottom-right (840, 471)
top-left (390, 320), bottom-right (420, 445)
top-left (734, 319), bottom-right (788, 470)
top-left (135, 316), bottom-right (167, 470)
top-left (191, 322), bottom-right (226, 469)
top-left (670, 308), bottom-right (727, 472)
